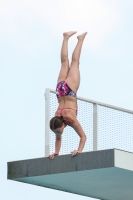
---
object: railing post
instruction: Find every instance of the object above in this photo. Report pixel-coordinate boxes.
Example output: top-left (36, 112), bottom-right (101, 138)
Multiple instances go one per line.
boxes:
top-left (93, 103), bottom-right (98, 151)
top-left (44, 88), bottom-right (50, 157)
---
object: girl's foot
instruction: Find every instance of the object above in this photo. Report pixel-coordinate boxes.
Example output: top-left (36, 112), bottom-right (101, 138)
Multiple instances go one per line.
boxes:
top-left (63, 31), bottom-right (77, 39)
top-left (77, 32), bottom-right (87, 40)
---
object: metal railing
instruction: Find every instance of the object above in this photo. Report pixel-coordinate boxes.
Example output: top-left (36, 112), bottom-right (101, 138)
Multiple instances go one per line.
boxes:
top-left (45, 88), bottom-right (133, 157)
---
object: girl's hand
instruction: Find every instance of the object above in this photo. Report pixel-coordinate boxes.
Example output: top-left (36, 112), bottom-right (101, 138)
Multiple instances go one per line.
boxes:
top-left (71, 150), bottom-right (80, 156)
top-left (49, 153), bottom-right (58, 159)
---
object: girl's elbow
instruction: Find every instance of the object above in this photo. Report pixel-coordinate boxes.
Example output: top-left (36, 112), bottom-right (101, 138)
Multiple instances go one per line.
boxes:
top-left (81, 134), bottom-right (87, 141)
top-left (84, 134), bottom-right (87, 141)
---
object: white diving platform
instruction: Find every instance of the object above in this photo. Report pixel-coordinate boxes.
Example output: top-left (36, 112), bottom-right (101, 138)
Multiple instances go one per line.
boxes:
top-left (7, 149), bottom-right (133, 200)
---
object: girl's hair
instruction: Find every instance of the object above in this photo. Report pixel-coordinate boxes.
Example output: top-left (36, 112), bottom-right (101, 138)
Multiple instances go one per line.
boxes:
top-left (50, 116), bottom-right (64, 130)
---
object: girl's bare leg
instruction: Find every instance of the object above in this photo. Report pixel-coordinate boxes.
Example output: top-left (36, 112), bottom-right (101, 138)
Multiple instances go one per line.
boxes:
top-left (57, 31), bottom-right (77, 83)
top-left (66, 32), bottom-right (87, 92)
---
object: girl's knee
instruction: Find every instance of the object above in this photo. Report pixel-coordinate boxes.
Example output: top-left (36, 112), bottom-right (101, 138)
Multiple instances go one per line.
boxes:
top-left (70, 60), bottom-right (80, 67)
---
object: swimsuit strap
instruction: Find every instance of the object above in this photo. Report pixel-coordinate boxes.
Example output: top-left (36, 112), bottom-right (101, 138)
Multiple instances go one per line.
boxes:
top-left (58, 108), bottom-right (63, 115)
top-left (58, 107), bottom-right (76, 114)
top-left (57, 108), bottom-right (77, 124)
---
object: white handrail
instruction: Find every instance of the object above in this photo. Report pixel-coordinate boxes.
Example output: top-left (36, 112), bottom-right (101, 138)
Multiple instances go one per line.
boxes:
top-left (49, 88), bottom-right (133, 114)
top-left (45, 88), bottom-right (133, 156)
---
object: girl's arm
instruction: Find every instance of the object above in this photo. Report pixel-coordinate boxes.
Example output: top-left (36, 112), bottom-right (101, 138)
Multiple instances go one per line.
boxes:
top-left (49, 134), bottom-right (61, 159)
top-left (55, 134), bottom-right (61, 154)
top-left (70, 118), bottom-right (86, 155)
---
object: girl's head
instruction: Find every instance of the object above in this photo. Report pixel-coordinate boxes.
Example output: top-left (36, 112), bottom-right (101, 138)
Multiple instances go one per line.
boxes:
top-left (50, 116), bottom-right (65, 134)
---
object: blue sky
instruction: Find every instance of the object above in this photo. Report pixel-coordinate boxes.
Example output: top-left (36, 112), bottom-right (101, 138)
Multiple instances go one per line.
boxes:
top-left (1, 0), bottom-right (133, 200)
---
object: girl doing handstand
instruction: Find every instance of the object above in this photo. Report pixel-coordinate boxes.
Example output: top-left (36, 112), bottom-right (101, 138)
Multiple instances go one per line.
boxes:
top-left (49, 31), bottom-right (87, 159)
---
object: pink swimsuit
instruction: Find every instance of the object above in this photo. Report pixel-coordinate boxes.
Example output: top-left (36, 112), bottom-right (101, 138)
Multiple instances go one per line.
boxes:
top-left (56, 81), bottom-right (78, 125)
top-left (56, 81), bottom-right (77, 99)
top-left (58, 107), bottom-right (78, 125)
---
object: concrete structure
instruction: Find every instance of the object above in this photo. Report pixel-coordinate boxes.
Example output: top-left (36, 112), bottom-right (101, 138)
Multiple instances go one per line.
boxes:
top-left (7, 149), bottom-right (133, 200)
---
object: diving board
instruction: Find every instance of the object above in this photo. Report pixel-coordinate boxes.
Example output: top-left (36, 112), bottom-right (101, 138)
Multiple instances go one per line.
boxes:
top-left (7, 149), bottom-right (133, 200)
